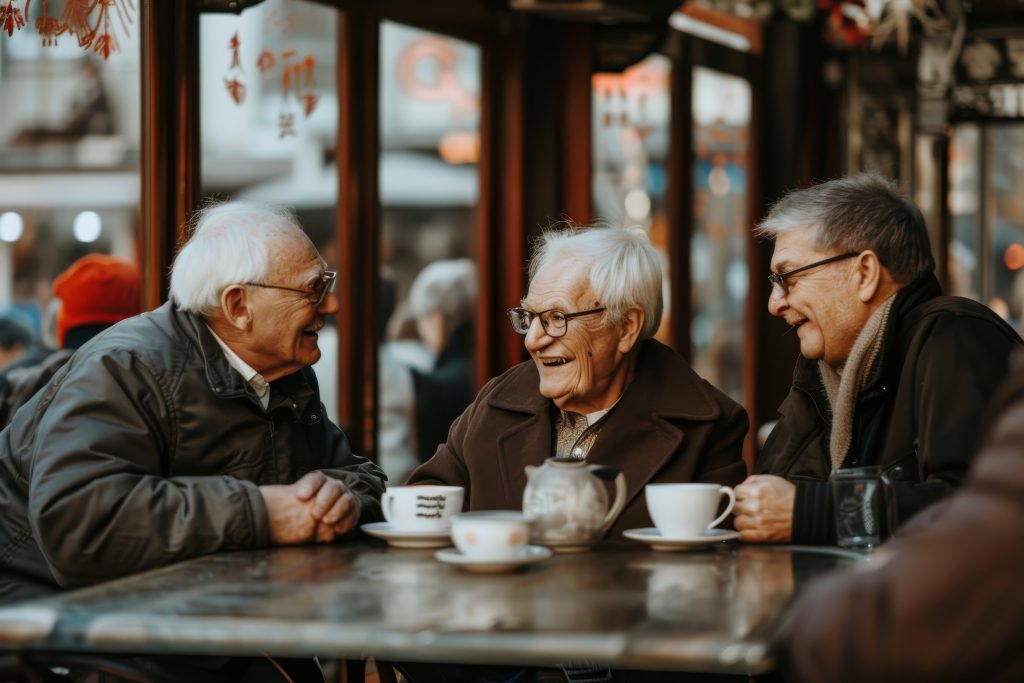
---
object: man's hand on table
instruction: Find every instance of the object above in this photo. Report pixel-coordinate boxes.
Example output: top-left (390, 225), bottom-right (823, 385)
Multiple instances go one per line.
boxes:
top-left (260, 471), bottom-right (359, 545)
top-left (734, 474), bottom-right (795, 543)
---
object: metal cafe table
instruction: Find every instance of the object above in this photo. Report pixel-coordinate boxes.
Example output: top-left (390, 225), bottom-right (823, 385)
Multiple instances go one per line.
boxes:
top-left (0, 540), bottom-right (865, 677)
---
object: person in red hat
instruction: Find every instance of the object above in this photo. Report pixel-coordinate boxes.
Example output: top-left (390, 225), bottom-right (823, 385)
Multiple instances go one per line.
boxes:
top-left (0, 253), bottom-right (142, 428)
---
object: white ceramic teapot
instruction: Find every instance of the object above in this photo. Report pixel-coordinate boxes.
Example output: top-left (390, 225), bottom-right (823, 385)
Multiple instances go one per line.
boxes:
top-left (522, 457), bottom-right (627, 551)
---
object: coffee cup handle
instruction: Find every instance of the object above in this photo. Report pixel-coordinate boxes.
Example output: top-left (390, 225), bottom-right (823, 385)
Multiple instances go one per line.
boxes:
top-left (707, 486), bottom-right (736, 530)
top-left (381, 491), bottom-right (394, 524)
top-left (595, 469), bottom-right (627, 535)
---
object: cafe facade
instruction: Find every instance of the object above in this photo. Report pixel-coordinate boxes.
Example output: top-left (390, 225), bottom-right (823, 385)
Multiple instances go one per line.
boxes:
top-left (1, 0), bottom-right (1022, 469)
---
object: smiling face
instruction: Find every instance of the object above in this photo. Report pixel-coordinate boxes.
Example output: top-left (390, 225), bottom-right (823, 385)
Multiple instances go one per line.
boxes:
top-left (767, 228), bottom-right (870, 369)
top-left (241, 230), bottom-right (339, 382)
top-left (522, 259), bottom-right (639, 414)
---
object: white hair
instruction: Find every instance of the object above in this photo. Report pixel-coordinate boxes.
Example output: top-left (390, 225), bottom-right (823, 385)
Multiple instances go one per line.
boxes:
top-left (529, 226), bottom-right (663, 340)
top-left (170, 201), bottom-right (302, 314)
top-left (408, 259), bottom-right (477, 329)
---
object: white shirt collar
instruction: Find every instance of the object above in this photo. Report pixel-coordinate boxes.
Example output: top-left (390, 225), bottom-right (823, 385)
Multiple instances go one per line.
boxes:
top-left (206, 326), bottom-right (270, 409)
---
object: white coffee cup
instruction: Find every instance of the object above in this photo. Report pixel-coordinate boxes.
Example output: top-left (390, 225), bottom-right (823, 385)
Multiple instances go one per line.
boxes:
top-left (381, 485), bottom-right (464, 532)
top-left (645, 483), bottom-right (736, 538)
top-left (450, 511), bottom-right (532, 561)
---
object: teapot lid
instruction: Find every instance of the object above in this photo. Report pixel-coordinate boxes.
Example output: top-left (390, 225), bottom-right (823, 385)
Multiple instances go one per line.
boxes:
top-left (546, 457), bottom-right (586, 467)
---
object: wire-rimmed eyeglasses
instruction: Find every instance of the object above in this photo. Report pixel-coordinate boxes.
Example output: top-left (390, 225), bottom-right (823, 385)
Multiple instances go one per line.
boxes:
top-left (244, 270), bottom-right (337, 307)
top-left (506, 307), bottom-right (606, 337)
top-left (767, 253), bottom-right (859, 296)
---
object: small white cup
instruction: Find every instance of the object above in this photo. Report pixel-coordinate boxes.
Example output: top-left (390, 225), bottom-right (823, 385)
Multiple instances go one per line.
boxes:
top-left (381, 485), bottom-right (464, 532)
top-left (450, 511), bottom-right (532, 561)
top-left (645, 483), bottom-right (736, 538)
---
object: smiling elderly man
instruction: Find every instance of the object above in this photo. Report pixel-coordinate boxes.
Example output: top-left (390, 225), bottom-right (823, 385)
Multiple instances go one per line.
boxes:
top-left (735, 173), bottom-right (1022, 545)
top-left (0, 201), bottom-right (385, 606)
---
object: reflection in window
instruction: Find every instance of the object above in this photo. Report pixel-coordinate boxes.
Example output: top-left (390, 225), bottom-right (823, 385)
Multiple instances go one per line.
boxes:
top-left (948, 124), bottom-right (981, 301)
top-left (0, 3), bottom-right (140, 353)
top-left (987, 126), bottom-right (1024, 334)
top-left (592, 55), bottom-right (672, 342)
top-left (199, 0), bottom-right (340, 419)
top-left (690, 67), bottom-right (750, 405)
top-left (950, 124), bottom-right (1024, 334)
top-left (378, 22), bottom-right (480, 482)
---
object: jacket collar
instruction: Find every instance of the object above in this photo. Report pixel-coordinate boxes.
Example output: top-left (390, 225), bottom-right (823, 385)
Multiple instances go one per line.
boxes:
top-left (486, 339), bottom-right (724, 525)
top-left (792, 272), bottom-right (942, 397)
top-left (172, 303), bottom-right (315, 415)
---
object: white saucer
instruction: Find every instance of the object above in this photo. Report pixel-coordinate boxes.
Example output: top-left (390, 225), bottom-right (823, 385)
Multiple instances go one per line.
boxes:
top-left (622, 527), bottom-right (740, 551)
top-left (434, 545), bottom-right (553, 573)
top-left (361, 522), bottom-right (453, 549)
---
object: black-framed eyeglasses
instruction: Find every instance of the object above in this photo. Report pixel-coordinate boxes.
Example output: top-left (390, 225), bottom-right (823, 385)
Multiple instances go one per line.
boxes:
top-left (767, 252), bottom-right (859, 295)
top-left (244, 270), bottom-right (337, 307)
top-left (506, 307), bottom-right (606, 337)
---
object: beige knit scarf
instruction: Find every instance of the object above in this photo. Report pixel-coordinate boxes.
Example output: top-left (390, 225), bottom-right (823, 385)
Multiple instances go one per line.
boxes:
top-left (818, 294), bottom-right (896, 469)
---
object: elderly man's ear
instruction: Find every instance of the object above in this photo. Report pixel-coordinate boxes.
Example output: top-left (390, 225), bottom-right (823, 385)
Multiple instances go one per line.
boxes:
top-left (220, 285), bottom-right (255, 331)
top-left (853, 250), bottom-right (890, 304)
top-left (617, 307), bottom-right (644, 353)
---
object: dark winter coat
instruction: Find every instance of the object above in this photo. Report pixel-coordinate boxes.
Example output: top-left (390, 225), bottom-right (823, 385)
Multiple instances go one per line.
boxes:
top-left (757, 274), bottom-right (1022, 544)
top-left (0, 302), bottom-right (385, 603)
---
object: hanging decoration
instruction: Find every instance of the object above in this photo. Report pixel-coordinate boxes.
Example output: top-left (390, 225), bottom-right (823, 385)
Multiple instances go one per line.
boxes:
top-left (818, 0), bottom-right (952, 55)
top-left (63, 0), bottom-right (134, 59)
top-left (869, 0), bottom-right (949, 55)
top-left (0, 0), bottom-right (134, 59)
top-left (224, 32), bottom-right (247, 105)
top-left (1, 0), bottom-right (28, 37)
top-left (35, 0), bottom-right (65, 45)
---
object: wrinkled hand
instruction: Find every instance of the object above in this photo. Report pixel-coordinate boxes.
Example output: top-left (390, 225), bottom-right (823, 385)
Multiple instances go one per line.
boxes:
top-left (734, 474), bottom-right (795, 543)
top-left (260, 471), bottom-right (359, 545)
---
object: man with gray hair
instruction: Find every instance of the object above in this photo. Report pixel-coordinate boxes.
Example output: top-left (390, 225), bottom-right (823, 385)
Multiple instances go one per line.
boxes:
top-left (735, 173), bottom-right (1021, 545)
top-left (0, 201), bottom-right (385, 607)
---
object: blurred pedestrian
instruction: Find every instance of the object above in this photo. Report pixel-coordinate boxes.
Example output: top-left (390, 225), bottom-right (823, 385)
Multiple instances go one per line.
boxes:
top-left (0, 253), bottom-right (142, 428)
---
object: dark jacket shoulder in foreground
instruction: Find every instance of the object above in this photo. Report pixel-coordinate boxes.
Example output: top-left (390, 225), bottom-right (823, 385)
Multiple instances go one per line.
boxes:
top-left (409, 339), bottom-right (749, 538)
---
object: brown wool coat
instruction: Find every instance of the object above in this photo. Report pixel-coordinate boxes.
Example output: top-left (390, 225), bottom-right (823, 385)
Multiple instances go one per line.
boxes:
top-left (408, 339), bottom-right (749, 539)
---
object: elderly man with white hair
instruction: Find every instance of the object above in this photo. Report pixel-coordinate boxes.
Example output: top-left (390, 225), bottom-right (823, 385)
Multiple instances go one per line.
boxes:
top-left (410, 226), bottom-right (747, 537)
top-left (0, 201), bottom-right (385, 608)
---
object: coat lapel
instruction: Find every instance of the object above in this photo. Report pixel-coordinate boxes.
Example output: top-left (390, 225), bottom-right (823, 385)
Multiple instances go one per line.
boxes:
top-left (486, 363), bottom-right (553, 509)
top-left (485, 341), bottom-right (724, 527)
top-left (586, 341), bottom-right (723, 530)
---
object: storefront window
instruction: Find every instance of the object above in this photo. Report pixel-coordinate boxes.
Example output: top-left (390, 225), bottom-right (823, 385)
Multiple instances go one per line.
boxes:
top-left (690, 66), bottom-right (750, 405)
top-left (199, 0), bottom-right (340, 416)
top-left (592, 54), bottom-right (672, 342)
top-left (377, 21), bottom-right (480, 481)
top-left (948, 123), bottom-right (1024, 334)
top-left (0, 3), bottom-right (140, 354)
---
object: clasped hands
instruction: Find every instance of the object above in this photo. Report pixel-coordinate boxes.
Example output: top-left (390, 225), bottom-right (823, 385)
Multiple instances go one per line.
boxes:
top-left (260, 471), bottom-right (358, 545)
top-left (734, 474), bottom-right (795, 543)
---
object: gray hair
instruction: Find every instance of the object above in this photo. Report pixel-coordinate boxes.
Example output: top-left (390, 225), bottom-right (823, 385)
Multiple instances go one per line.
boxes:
top-left (756, 173), bottom-right (934, 284)
top-left (170, 201), bottom-right (302, 314)
top-left (408, 259), bottom-right (477, 329)
top-left (529, 226), bottom-right (663, 340)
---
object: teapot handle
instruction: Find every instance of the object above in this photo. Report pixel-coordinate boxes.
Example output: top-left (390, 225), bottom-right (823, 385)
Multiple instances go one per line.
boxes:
top-left (589, 465), bottom-right (627, 535)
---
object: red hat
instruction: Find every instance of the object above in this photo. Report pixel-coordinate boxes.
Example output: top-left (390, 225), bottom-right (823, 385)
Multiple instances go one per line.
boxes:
top-left (53, 254), bottom-right (142, 347)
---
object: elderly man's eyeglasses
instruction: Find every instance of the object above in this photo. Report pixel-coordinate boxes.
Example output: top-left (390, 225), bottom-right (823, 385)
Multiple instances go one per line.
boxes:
top-left (767, 253), bottom-right (859, 295)
top-left (506, 307), bottom-right (606, 337)
top-left (245, 270), bottom-right (337, 306)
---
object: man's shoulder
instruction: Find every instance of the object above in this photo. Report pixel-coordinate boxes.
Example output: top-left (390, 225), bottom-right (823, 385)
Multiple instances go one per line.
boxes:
top-left (902, 294), bottom-right (1021, 343)
top-left (65, 304), bottom-right (198, 376)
